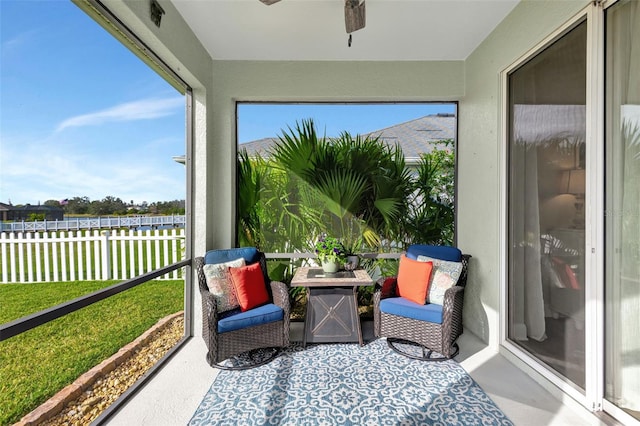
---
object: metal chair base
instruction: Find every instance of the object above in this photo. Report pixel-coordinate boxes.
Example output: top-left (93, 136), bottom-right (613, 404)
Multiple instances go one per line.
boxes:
top-left (386, 338), bottom-right (459, 361)
top-left (209, 347), bottom-right (280, 370)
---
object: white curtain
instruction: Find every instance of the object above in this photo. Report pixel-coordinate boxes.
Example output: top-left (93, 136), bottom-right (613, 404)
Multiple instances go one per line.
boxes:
top-left (511, 104), bottom-right (586, 342)
top-left (510, 139), bottom-right (545, 341)
top-left (606, 0), bottom-right (640, 413)
top-left (513, 105), bottom-right (586, 143)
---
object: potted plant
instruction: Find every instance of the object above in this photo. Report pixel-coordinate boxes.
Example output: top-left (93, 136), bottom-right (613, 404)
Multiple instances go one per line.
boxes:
top-left (342, 235), bottom-right (363, 270)
top-left (341, 216), bottom-right (370, 270)
top-left (315, 235), bottom-right (347, 273)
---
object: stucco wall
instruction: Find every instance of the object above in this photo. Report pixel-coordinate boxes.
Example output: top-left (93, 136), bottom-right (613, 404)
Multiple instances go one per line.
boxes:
top-left (458, 0), bottom-right (588, 346)
top-left (210, 59), bottom-right (464, 245)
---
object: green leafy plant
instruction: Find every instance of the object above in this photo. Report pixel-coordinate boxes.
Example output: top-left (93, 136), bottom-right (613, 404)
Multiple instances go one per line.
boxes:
top-left (314, 235), bottom-right (347, 264)
top-left (399, 139), bottom-right (455, 246)
top-left (237, 119), bottom-right (456, 255)
top-left (27, 213), bottom-right (45, 222)
top-left (237, 149), bottom-right (265, 248)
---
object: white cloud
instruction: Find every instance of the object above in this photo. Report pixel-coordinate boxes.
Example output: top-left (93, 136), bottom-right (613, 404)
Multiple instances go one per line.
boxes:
top-left (1, 30), bottom-right (38, 54)
top-left (55, 97), bottom-right (184, 132)
top-left (0, 138), bottom-right (185, 205)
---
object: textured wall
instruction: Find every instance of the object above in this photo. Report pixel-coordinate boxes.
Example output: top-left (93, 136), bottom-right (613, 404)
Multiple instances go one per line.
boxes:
top-left (459, 0), bottom-right (588, 346)
top-left (210, 59), bottom-right (464, 240)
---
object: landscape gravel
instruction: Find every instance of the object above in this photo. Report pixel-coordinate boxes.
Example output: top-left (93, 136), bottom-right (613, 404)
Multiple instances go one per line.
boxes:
top-left (39, 314), bottom-right (184, 426)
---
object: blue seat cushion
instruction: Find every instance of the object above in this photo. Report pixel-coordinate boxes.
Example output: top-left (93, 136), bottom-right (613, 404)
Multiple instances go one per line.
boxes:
top-left (406, 245), bottom-right (461, 262)
top-left (217, 303), bottom-right (284, 334)
top-left (204, 247), bottom-right (260, 265)
top-left (379, 297), bottom-right (443, 324)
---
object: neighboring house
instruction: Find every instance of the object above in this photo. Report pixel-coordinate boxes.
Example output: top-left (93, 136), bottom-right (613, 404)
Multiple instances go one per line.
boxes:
top-left (0, 203), bottom-right (10, 222)
top-left (0, 202), bottom-right (64, 221)
top-left (238, 114), bottom-right (456, 167)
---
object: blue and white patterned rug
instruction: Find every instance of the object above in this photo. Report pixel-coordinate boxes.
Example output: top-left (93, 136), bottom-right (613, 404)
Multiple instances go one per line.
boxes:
top-left (189, 339), bottom-right (514, 425)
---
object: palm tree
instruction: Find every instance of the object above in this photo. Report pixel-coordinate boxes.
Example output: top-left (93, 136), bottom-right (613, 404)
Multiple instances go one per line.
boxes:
top-left (237, 149), bottom-right (264, 248)
top-left (402, 146), bottom-right (455, 246)
top-left (270, 120), bottom-right (413, 249)
top-left (238, 119), bottom-right (456, 253)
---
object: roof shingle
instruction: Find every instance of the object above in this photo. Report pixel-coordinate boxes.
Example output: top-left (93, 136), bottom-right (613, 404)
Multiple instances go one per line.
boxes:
top-left (239, 114), bottom-right (455, 160)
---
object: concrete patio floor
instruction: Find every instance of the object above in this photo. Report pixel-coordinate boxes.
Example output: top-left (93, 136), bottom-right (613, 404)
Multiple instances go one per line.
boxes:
top-left (105, 322), bottom-right (607, 426)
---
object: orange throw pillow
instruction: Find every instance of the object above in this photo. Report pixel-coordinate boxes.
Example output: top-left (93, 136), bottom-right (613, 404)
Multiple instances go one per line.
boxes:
top-left (396, 255), bottom-right (433, 305)
top-left (228, 262), bottom-right (270, 312)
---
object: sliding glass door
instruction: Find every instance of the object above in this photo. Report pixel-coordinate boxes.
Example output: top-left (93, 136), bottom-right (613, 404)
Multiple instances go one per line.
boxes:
top-left (504, 1), bottom-right (640, 422)
top-left (507, 20), bottom-right (587, 390)
top-left (605, 0), bottom-right (640, 421)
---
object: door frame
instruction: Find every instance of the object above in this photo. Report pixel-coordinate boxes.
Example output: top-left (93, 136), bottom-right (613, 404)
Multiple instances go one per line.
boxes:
top-left (499, 1), bottom-right (606, 414)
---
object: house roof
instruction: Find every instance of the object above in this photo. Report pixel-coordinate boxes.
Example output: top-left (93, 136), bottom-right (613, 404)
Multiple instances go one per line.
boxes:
top-left (0, 203), bottom-right (63, 212)
top-left (239, 114), bottom-right (455, 160)
top-left (364, 114), bottom-right (455, 159)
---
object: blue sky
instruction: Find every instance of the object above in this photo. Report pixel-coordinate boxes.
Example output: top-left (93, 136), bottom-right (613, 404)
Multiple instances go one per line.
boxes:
top-left (1, 1), bottom-right (455, 207)
top-left (238, 103), bottom-right (455, 144)
top-left (1, 1), bottom-right (185, 206)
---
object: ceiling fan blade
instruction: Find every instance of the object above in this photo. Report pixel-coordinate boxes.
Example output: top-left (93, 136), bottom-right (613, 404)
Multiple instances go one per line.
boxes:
top-left (259, 0), bottom-right (281, 5)
top-left (345, 0), bottom-right (366, 34)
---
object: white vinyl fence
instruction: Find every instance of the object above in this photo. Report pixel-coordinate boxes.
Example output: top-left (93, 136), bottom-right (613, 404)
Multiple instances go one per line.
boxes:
top-left (0, 229), bottom-right (185, 283)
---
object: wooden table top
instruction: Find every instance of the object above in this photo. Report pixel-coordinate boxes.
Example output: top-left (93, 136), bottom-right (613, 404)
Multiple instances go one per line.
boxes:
top-left (291, 266), bottom-right (372, 288)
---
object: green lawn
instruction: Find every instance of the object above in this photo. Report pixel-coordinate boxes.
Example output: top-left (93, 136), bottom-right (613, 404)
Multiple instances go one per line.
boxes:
top-left (0, 280), bottom-right (184, 426)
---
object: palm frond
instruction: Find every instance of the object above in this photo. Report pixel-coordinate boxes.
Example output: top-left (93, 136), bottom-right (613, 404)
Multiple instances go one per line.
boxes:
top-left (315, 169), bottom-right (368, 220)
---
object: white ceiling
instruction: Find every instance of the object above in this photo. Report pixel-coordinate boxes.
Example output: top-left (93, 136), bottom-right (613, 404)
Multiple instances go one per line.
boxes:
top-left (171, 0), bottom-right (520, 61)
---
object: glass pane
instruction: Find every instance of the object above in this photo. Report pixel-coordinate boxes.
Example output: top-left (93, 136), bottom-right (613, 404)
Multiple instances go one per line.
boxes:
top-left (605, 0), bottom-right (640, 420)
top-left (507, 21), bottom-right (587, 389)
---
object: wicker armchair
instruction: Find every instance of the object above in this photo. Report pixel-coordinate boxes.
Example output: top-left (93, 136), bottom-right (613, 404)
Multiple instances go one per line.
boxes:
top-left (195, 247), bottom-right (290, 369)
top-left (374, 245), bottom-right (471, 361)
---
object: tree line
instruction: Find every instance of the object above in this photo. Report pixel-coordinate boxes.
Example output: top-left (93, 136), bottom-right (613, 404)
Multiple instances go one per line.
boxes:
top-left (42, 196), bottom-right (185, 216)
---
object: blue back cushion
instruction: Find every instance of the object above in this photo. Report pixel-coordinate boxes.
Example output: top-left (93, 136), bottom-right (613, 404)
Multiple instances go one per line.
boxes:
top-left (405, 244), bottom-right (462, 262)
top-left (204, 247), bottom-right (260, 265)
